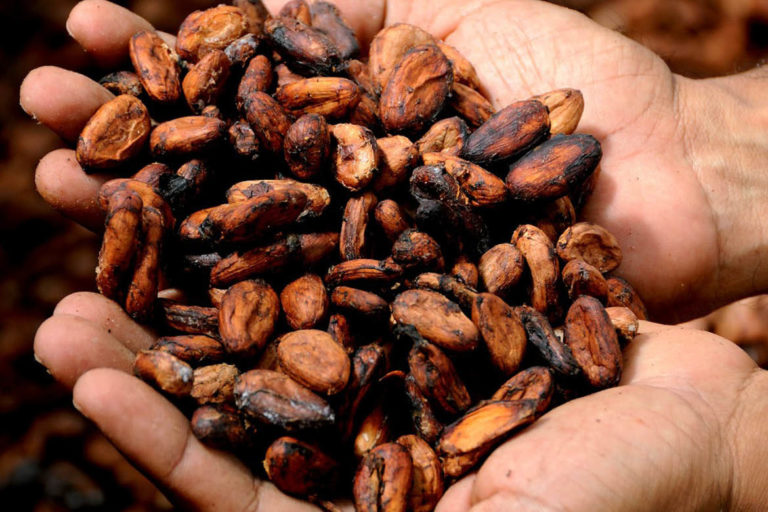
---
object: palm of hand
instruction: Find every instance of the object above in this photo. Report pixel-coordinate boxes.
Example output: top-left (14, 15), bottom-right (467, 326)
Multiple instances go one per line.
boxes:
top-left (27, 1), bottom-right (758, 511)
top-left (437, 1), bottom-right (718, 320)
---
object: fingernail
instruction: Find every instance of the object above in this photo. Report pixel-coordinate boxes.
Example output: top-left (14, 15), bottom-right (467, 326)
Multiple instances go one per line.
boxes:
top-left (65, 15), bottom-right (75, 40)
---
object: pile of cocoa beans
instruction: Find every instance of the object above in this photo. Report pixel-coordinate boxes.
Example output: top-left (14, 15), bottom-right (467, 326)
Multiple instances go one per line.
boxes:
top-left (79, 1), bottom-right (648, 510)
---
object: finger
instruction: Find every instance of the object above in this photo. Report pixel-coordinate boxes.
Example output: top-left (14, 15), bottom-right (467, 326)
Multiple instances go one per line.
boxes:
top-left (636, 320), bottom-right (672, 335)
top-left (72, 369), bottom-right (322, 511)
top-left (54, 291), bottom-right (156, 351)
top-left (622, 325), bottom-right (757, 387)
top-left (262, 0), bottom-right (386, 47)
top-left (436, 473), bottom-right (476, 512)
top-left (466, 383), bottom-right (727, 511)
top-left (386, 0), bottom-right (506, 41)
top-left (66, 0), bottom-right (154, 67)
top-left (20, 67), bottom-right (113, 142)
top-left (257, 482), bottom-right (332, 511)
top-left (34, 314), bottom-right (134, 388)
top-left (34, 148), bottom-right (110, 231)
top-left (157, 31), bottom-right (177, 49)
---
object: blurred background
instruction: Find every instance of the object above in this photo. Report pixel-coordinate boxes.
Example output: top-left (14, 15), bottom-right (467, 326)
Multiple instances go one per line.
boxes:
top-left (1, 0), bottom-right (767, 509)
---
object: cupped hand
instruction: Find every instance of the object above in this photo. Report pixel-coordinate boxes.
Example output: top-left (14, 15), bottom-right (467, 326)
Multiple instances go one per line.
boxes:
top-left (36, 292), bottom-right (766, 511)
top-left (21, 0), bottom-right (755, 321)
top-left (24, 1), bottom-right (768, 511)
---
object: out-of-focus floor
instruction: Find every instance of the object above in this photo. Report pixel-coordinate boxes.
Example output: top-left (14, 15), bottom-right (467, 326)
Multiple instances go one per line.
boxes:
top-left (1, 0), bottom-right (766, 509)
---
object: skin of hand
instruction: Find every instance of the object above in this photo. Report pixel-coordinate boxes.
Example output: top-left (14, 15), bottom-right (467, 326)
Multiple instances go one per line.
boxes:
top-left (21, 0), bottom-right (768, 510)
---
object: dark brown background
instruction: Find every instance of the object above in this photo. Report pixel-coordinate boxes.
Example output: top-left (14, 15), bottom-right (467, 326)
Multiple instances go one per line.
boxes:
top-left (1, 0), bottom-right (767, 509)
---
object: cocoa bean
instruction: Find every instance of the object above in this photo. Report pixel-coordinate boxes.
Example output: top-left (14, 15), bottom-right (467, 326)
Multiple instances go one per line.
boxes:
top-left (411, 273), bottom-right (478, 312)
top-left (392, 289), bottom-right (479, 352)
top-left (422, 153), bottom-right (508, 208)
top-left (391, 230), bottom-right (445, 272)
top-left (354, 403), bottom-right (392, 458)
top-left (191, 404), bottom-right (249, 449)
top-left (99, 71), bottom-right (143, 97)
top-left (283, 114), bottom-right (331, 179)
top-left (437, 399), bottom-right (538, 477)
top-left (232, 0), bottom-right (269, 36)
top-left (371, 136), bottom-right (419, 193)
top-left (280, 274), bottom-right (329, 330)
top-left (512, 224), bottom-right (562, 322)
top-left (408, 340), bottom-right (472, 416)
top-left (449, 82), bottom-right (494, 128)
top-left (277, 329), bottom-right (351, 395)
top-left (449, 254), bottom-right (479, 289)
top-left (506, 134), bottom-right (602, 202)
top-left (491, 366), bottom-right (554, 414)
top-left (160, 301), bottom-right (220, 338)
top-left (211, 232), bottom-right (338, 287)
top-left (218, 280), bottom-right (279, 358)
top-left (379, 45), bottom-right (453, 135)
top-left (557, 222), bottom-right (622, 273)
top-left (353, 443), bottom-right (413, 512)
top-left (606, 276), bottom-right (648, 320)
top-left (374, 199), bottom-right (411, 243)
top-left (340, 192), bottom-right (377, 260)
top-left (234, 369), bottom-right (335, 430)
top-left (264, 436), bottom-right (339, 496)
top-left (403, 374), bottom-right (443, 445)
top-left (606, 306), bottom-right (640, 344)
top-left (331, 286), bottom-right (389, 319)
top-left (133, 350), bottom-right (194, 398)
top-left (276, 77), bottom-right (360, 120)
top-left (76, 95), bottom-right (151, 170)
top-left (564, 295), bottom-right (622, 388)
top-left (182, 50), bottom-right (231, 113)
top-left (243, 91), bottom-right (292, 154)
top-left (150, 116), bottom-right (227, 158)
top-left (461, 99), bottom-right (550, 165)
top-left (228, 119), bottom-right (260, 160)
top-left (236, 55), bottom-right (273, 111)
top-left (471, 293), bottom-right (527, 376)
top-left (332, 123), bottom-right (380, 192)
top-left (309, 1), bottom-right (360, 59)
top-left (417, 117), bottom-right (468, 156)
top-left (437, 42), bottom-right (483, 92)
top-left (478, 243), bottom-right (524, 298)
top-left (396, 435), bottom-right (444, 512)
top-left (178, 188), bottom-right (307, 244)
top-left (328, 313), bottom-right (355, 353)
top-left (152, 334), bottom-right (226, 366)
top-left (191, 363), bottom-right (239, 405)
top-left (226, 179), bottom-right (330, 220)
top-left (532, 88), bottom-right (584, 135)
top-left (516, 304), bottom-right (580, 376)
top-left (325, 258), bottom-right (403, 288)
top-left (562, 258), bottom-right (609, 302)
top-left (96, 189), bottom-right (142, 302)
top-left (129, 31), bottom-right (182, 103)
top-left (279, 0), bottom-right (312, 25)
top-left (369, 23), bottom-right (436, 96)
top-left (223, 34), bottom-right (261, 68)
top-left (265, 16), bottom-right (342, 75)
top-left (124, 206), bottom-right (165, 320)
top-left (336, 344), bottom-right (386, 440)
top-left (176, 6), bottom-right (248, 62)
top-left (346, 59), bottom-right (376, 98)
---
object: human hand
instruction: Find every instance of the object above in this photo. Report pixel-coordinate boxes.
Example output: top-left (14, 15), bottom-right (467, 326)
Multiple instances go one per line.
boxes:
top-left (35, 292), bottom-right (768, 511)
top-left (24, 0), bottom-right (768, 510)
top-left (21, 0), bottom-right (768, 322)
